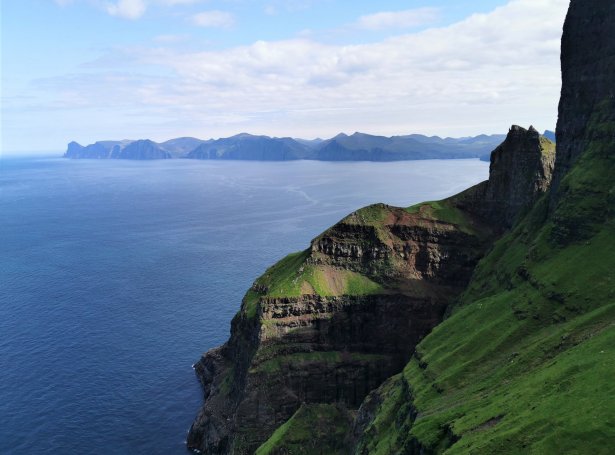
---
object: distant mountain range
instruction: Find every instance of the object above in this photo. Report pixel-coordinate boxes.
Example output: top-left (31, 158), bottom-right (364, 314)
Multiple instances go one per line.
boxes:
top-left (64, 130), bottom-right (551, 162)
top-left (542, 130), bottom-right (556, 142)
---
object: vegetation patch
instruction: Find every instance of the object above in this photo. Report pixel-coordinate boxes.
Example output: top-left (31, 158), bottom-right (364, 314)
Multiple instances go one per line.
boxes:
top-left (252, 249), bottom-right (383, 298)
top-left (405, 200), bottom-right (479, 235)
top-left (251, 351), bottom-right (390, 374)
top-left (357, 99), bottom-right (615, 452)
top-left (255, 403), bottom-right (353, 455)
top-left (347, 203), bottom-right (389, 225)
top-left (241, 289), bottom-right (261, 319)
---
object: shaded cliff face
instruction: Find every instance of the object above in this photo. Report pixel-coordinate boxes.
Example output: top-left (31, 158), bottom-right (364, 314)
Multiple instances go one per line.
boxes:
top-left (353, 1), bottom-right (615, 453)
top-left (187, 134), bottom-right (308, 161)
top-left (456, 125), bottom-right (555, 229)
top-left (65, 133), bottom-right (507, 161)
top-left (187, 125), bottom-right (556, 453)
top-left (549, 0), bottom-right (615, 244)
top-left (187, 204), bottom-right (494, 454)
top-left (553, 0), bottom-right (615, 195)
top-left (64, 139), bottom-right (171, 159)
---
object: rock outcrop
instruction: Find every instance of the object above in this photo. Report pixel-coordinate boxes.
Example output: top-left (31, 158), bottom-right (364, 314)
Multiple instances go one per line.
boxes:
top-left (548, 0), bottom-right (615, 244)
top-left (64, 132), bottom-right (507, 161)
top-left (350, 1), bottom-right (615, 453)
top-left (113, 139), bottom-right (171, 159)
top-left (456, 125), bottom-right (555, 229)
top-left (552, 0), bottom-right (615, 197)
top-left (64, 139), bottom-right (171, 159)
top-left (187, 127), bottom-right (556, 453)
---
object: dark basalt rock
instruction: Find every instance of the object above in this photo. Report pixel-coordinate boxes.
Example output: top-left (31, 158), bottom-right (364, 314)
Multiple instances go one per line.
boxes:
top-left (552, 0), bottom-right (615, 198)
top-left (351, 1), bottom-right (615, 452)
top-left (455, 125), bottom-right (555, 229)
top-left (186, 119), bottom-right (558, 453)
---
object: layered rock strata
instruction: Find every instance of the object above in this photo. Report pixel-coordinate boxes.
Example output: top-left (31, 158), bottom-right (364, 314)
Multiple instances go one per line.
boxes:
top-left (455, 125), bottom-right (555, 229)
top-left (350, 1), bottom-right (615, 453)
top-left (552, 0), bottom-right (615, 196)
top-left (188, 126), bottom-right (555, 454)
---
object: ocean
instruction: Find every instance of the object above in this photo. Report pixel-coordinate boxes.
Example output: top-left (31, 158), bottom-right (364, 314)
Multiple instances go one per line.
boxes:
top-left (0, 156), bottom-right (488, 454)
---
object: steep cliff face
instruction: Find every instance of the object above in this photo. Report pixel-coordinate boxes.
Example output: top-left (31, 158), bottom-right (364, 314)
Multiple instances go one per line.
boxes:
top-left (64, 140), bottom-right (129, 159)
top-left (187, 207), bottom-right (493, 454)
top-left (455, 125), bottom-right (555, 229)
top-left (353, 1), bottom-right (615, 453)
top-left (549, 0), bottom-right (615, 245)
top-left (187, 3), bottom-right (614, 451)
top-left (552, 0), bottom-right (615, 195)
top-left (187, 126), bottom-right (555, 454)
top-left (113, 139), bottom-right (171, 159)
top-left (64, 139), bottom-right (171, 159)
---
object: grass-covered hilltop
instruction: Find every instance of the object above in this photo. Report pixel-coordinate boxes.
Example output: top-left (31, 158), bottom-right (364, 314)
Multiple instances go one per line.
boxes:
top-left (187, 0), bottom-right (615, 453)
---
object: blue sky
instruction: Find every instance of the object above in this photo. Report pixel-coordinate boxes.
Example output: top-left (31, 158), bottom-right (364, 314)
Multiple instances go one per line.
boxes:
top-left (1, 0), bottom-right (569, 152)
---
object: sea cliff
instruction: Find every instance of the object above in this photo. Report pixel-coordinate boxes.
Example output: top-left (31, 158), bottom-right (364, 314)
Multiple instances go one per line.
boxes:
top-left (187, 125), bottom-right (555, 454)
top-left (188, 0), bottom-right (614, 452)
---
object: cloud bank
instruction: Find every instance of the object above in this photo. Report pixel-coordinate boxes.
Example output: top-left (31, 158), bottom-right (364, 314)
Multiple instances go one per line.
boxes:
top-left (12, 0), bottom-right (569, 149)
top-left (106, 0), bottom-right (147, 19)
top-left (356, 8), bottom-right (440, 31)
top-left (191, 10), bottom-right (235, 28)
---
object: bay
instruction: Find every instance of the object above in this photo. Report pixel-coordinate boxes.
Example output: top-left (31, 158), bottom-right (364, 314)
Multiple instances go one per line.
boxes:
top-left (0, 156), bottom-right (487, 454)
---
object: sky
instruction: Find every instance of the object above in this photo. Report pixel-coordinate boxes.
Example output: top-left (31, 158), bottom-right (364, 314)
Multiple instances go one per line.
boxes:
top-left (1, 0), bottom-right (569, 152)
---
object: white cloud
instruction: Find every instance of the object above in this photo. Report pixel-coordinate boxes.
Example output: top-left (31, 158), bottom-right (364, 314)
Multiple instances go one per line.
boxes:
top-left (356, 8), bottom-right (440, 31)
top-left (264, 5), bottom-right (277, 16)
top-left (191, 10), bottom-right (235, 28)
top-left (106, 0), bottom-right (147, 19)
top-left (31, 0), bottom-right (569, 144)
top-left (154, 34), bottom-right (190, 43)
top-left (159, 0), bottom-right (202, 5)
top-left (264, 0), bottom-right (321, 15)
top-left (54, 0), bottom-right (201, 19)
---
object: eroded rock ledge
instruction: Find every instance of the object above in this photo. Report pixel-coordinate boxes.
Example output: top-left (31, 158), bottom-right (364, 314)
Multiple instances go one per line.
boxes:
top-left (187, 125), bottom-right (555, 454)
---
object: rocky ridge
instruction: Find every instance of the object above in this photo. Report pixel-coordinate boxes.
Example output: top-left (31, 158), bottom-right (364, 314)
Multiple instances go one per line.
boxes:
top-left (552, 0), bottom-right (615, 197)
top-left (351, 1), bottom-right (615, 453)
top-left (189, 2), bottom-right (614, 452)
top-left (187, 126), bottom-right (555, 454)
top-left (63, 132), bottom-right (507, 162)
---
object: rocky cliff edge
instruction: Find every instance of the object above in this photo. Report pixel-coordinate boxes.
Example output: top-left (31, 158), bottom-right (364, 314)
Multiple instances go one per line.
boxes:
top-left (186, 125), bottom-right (555, 454)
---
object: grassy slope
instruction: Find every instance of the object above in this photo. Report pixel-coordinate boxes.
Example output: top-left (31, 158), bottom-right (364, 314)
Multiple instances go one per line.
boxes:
top-left (248, 247), bottom-right (383, 298)
top-left (250, 195), bottom-right (495, 449)
top-left (357, 103), bottom-right (615, 454)
top-left (255, 404), bottom-right (353, 455)
top-left (405, 200), bottom-right (481, 236)
top-left (240, 201), bottom-right (450, 321)
top-left (240, 197), bottom-right (485, 322)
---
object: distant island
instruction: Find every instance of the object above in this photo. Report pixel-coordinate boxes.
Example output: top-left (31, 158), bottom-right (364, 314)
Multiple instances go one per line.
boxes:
top-left (63, 131), bottom-right (551, 162)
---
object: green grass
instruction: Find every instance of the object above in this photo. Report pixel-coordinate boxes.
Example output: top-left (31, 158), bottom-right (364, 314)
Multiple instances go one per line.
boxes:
top-left (405, 200), bottom-right (480, 235)
top-left (254, 250), bottom-right (311, 297)
top-left (539, 135), bottom-right (556, 156)
top-left (334, 203), bottom-right (393, 245)
top-left (343, 269), bottom-right (383, 294)
top-left (219, 366), bottom-right (235, 395)
top-left (250, 100), bottom-right (614, 453)
top-left (354, 374), bottom-right (412, 455)
top-left (251, 351), bottom-right (390, 374)
top-left (241, 289), bottom-right (261, 319)
top-left (252, 249), bottom-right (383, 298)
top-left (347, 203), bottom-right (389, 225)
top-left (550, 99), bottom-right (615, 245)
top-left (356, 100), bottom-right (615, 453)
top-left (255, 404), bottom-right (353, 455)
top-left (357, 227), bottom-right (615, 453)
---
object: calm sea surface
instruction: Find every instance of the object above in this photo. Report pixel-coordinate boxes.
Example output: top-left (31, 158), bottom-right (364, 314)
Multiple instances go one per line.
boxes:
top-left (0, 156), bottom-right (488, 454)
